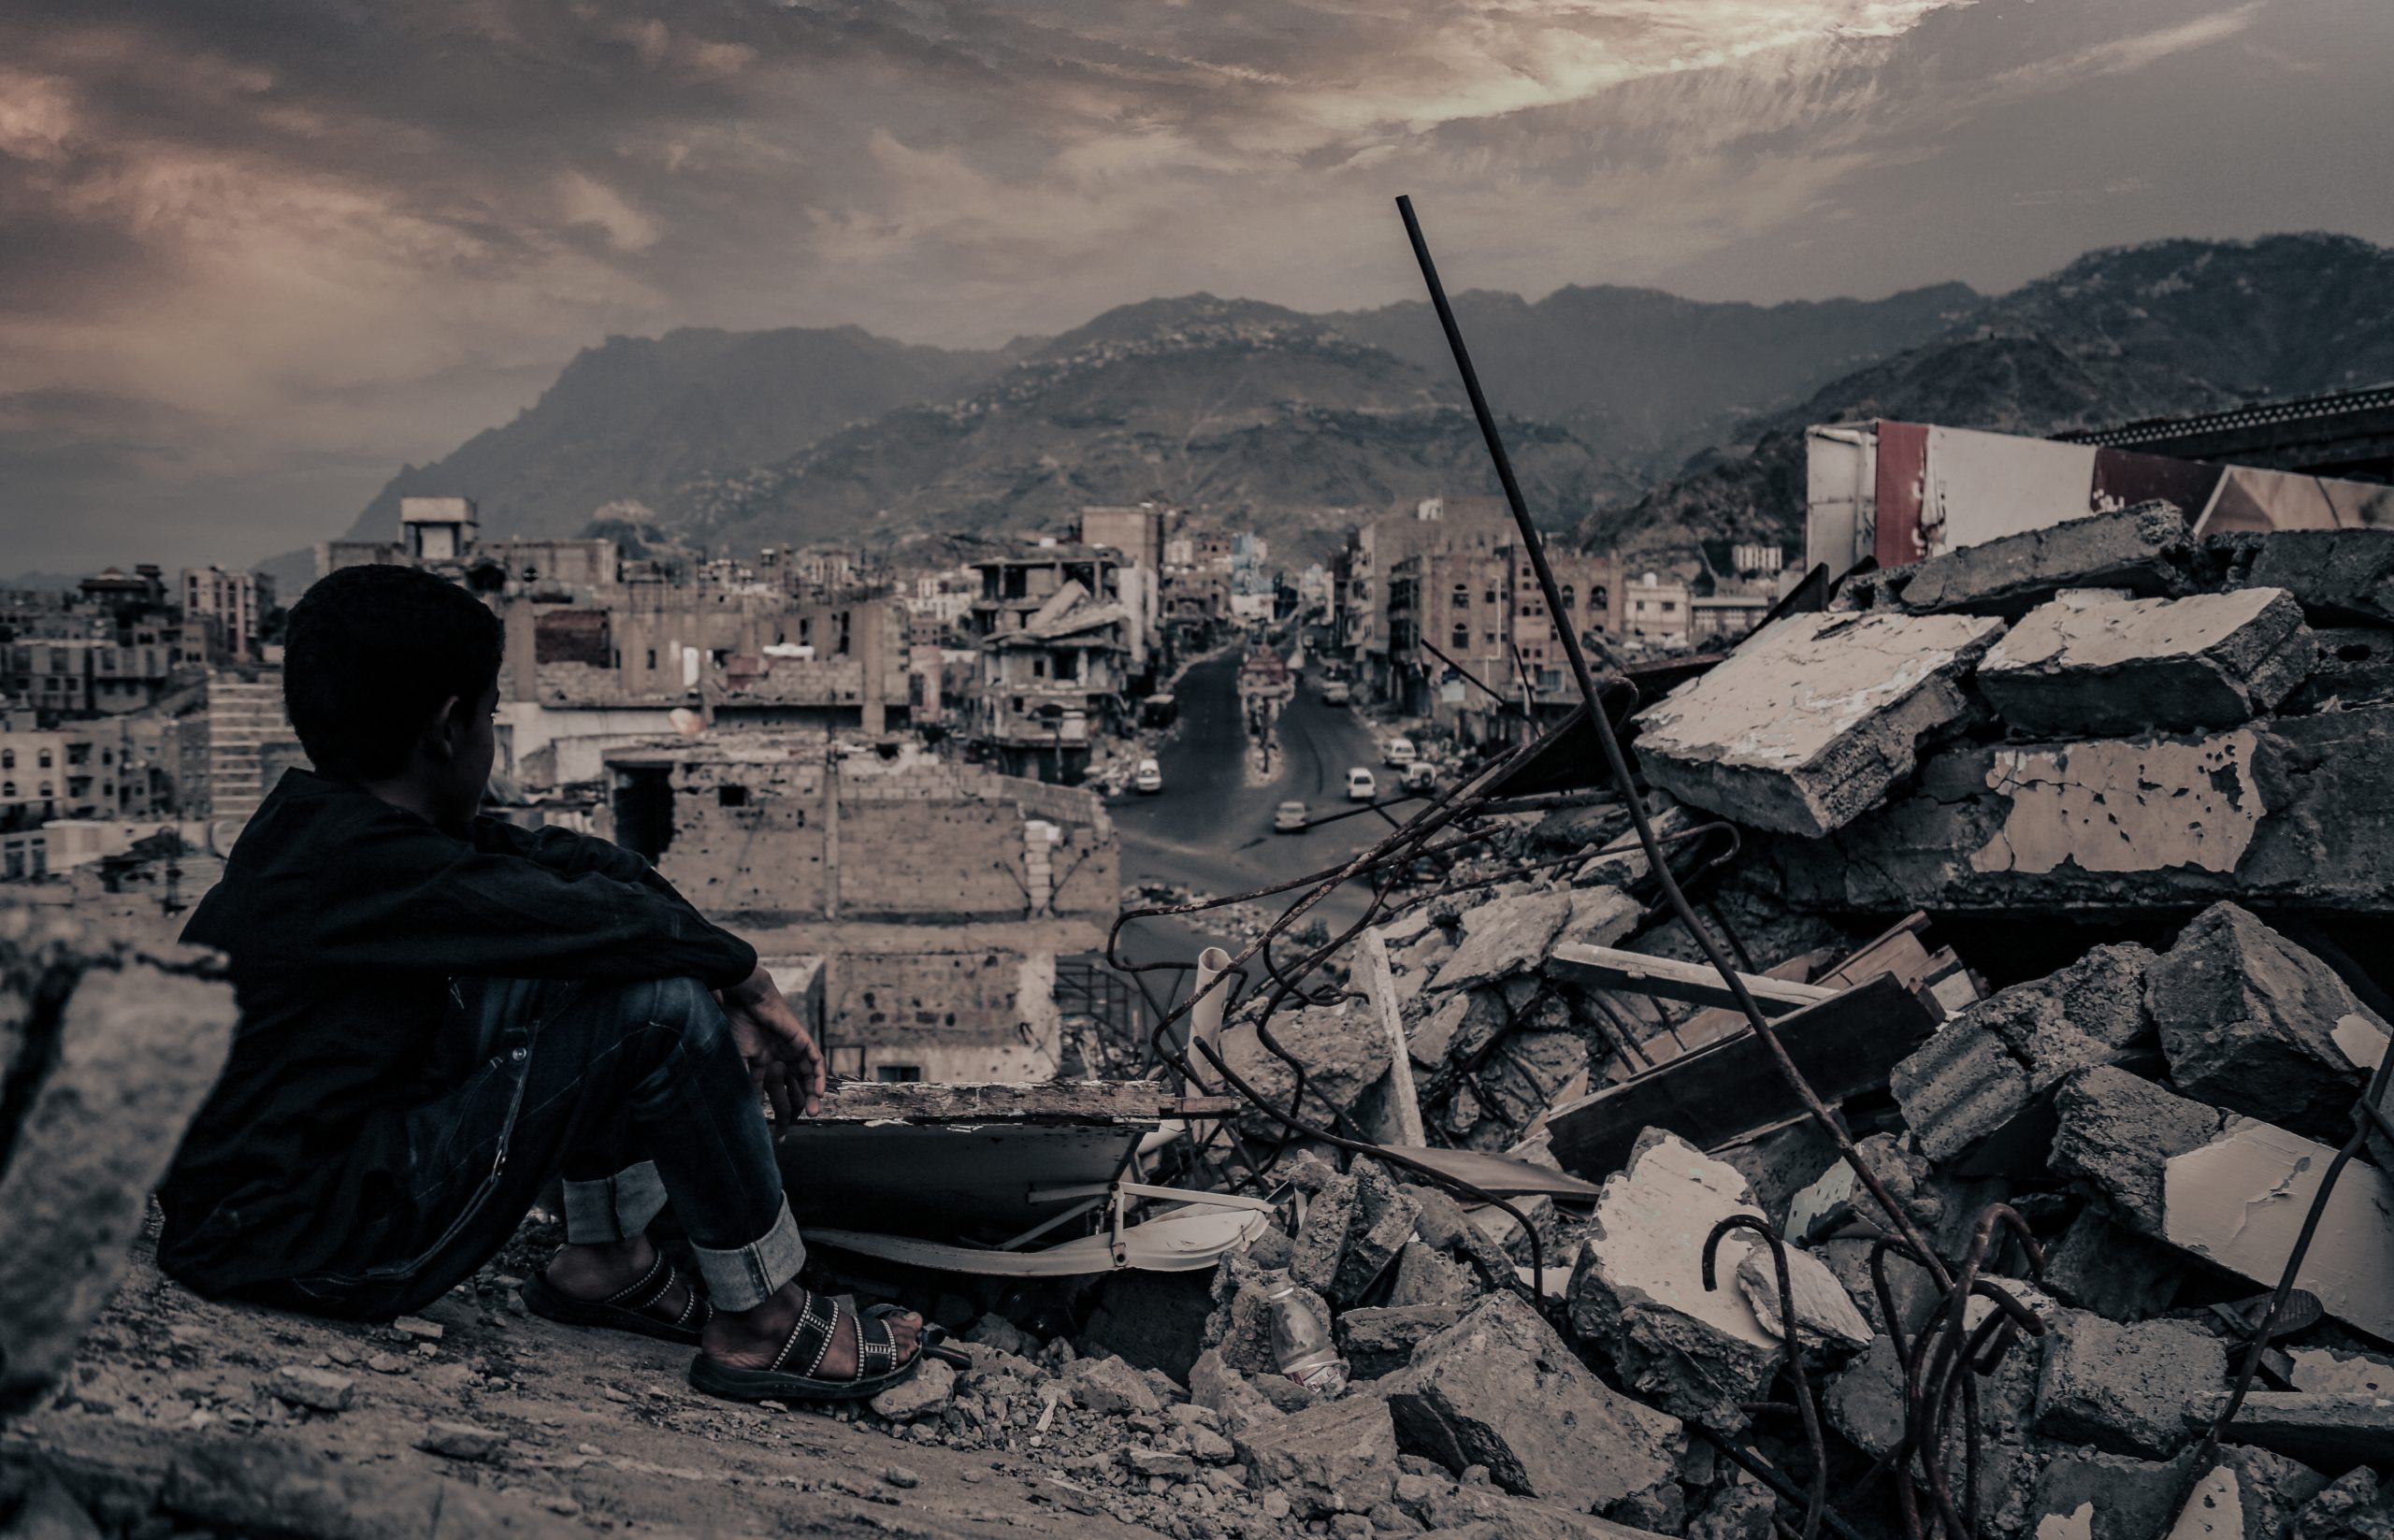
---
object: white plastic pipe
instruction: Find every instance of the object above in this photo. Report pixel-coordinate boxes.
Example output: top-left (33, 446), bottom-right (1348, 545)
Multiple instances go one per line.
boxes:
top-left (1190, 945), bottom-right (1232, 1064)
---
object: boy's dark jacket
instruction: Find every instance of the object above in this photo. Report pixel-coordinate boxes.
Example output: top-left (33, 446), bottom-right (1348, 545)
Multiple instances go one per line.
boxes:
top-left (158, 769), bottom-right (755, 1294)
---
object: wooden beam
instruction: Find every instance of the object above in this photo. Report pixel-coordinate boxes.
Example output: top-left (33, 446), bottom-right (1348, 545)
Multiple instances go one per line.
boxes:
top-left (1546, 943), bottom-right (1842, 1015)
top-left (1544, 971), bottom-right (1941, 1180)
top-left (1359, 928), bottom-right (1427, 1147)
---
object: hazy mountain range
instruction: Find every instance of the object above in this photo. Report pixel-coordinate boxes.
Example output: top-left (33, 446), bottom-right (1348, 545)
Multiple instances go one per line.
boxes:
top-left (288, 231), bottom-right (2393, 583)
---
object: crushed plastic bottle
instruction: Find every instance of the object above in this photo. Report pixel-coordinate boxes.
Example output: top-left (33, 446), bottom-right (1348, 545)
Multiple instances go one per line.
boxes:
top-left (1266, 1285), bottom-right (1348, 1394)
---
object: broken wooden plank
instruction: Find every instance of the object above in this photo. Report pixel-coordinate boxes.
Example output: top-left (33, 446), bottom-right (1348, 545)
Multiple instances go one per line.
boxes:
top-left (1547, 943), bottom-right (1842, 1015)
top-left (1544, 971), bottom-right (1942, 1180)
top-left (1359, 928), bottom-right (1426, 1147)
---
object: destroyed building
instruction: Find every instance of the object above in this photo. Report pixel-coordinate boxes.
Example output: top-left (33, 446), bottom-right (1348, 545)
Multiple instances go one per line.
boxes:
top-left (962, 545), bottom-right (1151, 784)
top-left (603, 737), bottom-right (1118, 1083)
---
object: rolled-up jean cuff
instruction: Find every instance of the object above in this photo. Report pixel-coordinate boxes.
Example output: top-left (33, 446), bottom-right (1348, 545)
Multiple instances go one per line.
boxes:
top-left (560, 1161), bottom-right (670, 1245)
top-left (690, 1200), bottom-right (805, 1313)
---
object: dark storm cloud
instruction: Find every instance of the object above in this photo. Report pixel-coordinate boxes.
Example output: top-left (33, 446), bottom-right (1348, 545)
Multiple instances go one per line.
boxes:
top-left (1, 0), bottom-right (2387, 573)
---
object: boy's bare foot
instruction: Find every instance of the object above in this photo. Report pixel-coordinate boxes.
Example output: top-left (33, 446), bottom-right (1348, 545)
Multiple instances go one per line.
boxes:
top-left (701, 1278), bottom-right (921, 1381)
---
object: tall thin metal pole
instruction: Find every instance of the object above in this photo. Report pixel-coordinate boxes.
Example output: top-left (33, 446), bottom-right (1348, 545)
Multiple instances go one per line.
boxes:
top-left (1392, 194), bottom-right (1949, 1288)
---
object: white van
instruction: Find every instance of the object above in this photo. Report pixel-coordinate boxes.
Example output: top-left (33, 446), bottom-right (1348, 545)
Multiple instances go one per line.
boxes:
top-left (1132, 758), bottom-right (1163, 794)
top-left (1382, 737), bottom-right (1417, 768)
top-left (1346, 767), bottom-right (1377, 802)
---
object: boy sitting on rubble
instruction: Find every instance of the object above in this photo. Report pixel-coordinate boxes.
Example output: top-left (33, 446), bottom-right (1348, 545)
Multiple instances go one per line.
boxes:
top-left (156, 563), bottom-right (922, 1403)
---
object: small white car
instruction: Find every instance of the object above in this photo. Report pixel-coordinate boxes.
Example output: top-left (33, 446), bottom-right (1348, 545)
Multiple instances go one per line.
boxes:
top-left (1382, 737), bottom-right (1417, 768)
top-left (1346, 767), bottom-right (1377, 802)
top-left (1132, 758), bottom-right (1163, 794)
top-left (1273, 799), bottom-right (1308, 833)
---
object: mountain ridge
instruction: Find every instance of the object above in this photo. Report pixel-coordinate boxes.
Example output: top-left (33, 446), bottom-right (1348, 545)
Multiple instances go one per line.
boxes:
top-left (317, 231), bottom-right (2394, 577)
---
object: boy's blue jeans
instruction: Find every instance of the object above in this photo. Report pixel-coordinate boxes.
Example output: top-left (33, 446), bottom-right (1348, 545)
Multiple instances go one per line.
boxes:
top-left (237, 975), bottom-right (803, 1320)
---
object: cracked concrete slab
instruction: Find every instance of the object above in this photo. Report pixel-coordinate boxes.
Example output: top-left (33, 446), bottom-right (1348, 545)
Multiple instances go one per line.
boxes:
top-left (2163, 1120), bottom-right (2394, 1342)
top-left (1873, 501), bottom-right (2197, 619)
top-left (1631, 610), bottom-right (2006, 838)
top-left (1777, 703), bottom-right (2394, 914)
top-left (1975, 588), bottom-right (2312, 737)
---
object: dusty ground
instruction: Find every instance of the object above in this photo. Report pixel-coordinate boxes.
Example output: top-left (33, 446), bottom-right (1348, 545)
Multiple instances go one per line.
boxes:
top-left (5, 1222), bottom-right (1171, 1540)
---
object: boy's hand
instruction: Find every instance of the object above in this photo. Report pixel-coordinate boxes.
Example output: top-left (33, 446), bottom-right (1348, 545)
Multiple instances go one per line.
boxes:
top-left (719, 965), bottom-right (826, 1123)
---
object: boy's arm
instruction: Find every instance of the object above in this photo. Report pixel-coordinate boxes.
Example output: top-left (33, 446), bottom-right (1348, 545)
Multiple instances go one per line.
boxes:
top-left (473, 817), bottom-right (722, 930)
top-left (310, 813), bottom-right (756, 986)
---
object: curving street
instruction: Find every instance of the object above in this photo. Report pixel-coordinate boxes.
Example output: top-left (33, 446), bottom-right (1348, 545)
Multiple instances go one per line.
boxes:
top-left (1106, 647), bottom-right (1398, 971)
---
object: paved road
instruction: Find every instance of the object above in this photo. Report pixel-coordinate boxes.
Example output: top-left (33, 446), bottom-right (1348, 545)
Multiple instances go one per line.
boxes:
top-left (1108, 649), bottom-right (1394, 974)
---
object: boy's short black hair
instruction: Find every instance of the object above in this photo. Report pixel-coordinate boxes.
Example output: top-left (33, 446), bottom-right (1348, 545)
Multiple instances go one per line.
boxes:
top-left (283, 564), bottom-right (505, 780)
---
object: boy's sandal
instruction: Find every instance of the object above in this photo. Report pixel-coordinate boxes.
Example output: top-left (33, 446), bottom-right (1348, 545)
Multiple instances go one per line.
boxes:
top-left (686, 1292), bottom-right (923, 1403)
top-left (522, 1256), bottom-right (711, 1346)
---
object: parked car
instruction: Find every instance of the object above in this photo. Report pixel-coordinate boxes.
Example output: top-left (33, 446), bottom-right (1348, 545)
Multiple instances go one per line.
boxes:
top-left (1400, 760), bottom-right (1437, 793)
top-left (1382, 737), bottom-right (1417, 768)
top-left (1346, 767), bottom-right (1377, 802)
top-left (1133, 758), bottom-right (1163, 794)
top-left (1274, 799), bottom-right (1309, 833)
top-left (1320, 680), bottom-right (1351, 706)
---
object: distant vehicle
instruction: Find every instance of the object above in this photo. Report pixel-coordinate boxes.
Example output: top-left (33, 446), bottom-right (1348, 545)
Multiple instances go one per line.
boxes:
top-left (1346, 767), bottom-right (1377, 802)
top-left (1400, 760), bottom-right (1437, 793)
top-left (1133, 758), bottom-right (1163, 794)
top-left (1274, 800), bottom-right (1309, 833)
top-left (1382, 737), bottom-right (1417, 768)
top-left (1320, 680), bottom-right (1350, 706)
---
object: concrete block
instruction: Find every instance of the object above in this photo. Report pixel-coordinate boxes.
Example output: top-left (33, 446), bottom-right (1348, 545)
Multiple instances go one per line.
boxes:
top-left (2048, 1065), bottom-right (2229, 1236)
top-left (0, 933), bottom-right (238, 1409)
top-left (2163, 1447), bottom-right (2333, 1540)
top-left (1892, 943), bottom-right (2156, 1174)
top-left (1565, 1133), bottom-right (1830, 1427)
top-left (1976, 588), bottom-right (2313, 736)
top-left (1333, 1159), bottom-right (1421, 1306)
top-left (2033, 1309), bottom-right (2225, 1458)
top-left (1429, 891), bottom-right (1576, 990)
top-left (2289, 1467), bottom-right (2393, 1540)
top-left (1733, 1244), bottom-right (1872, 1354)
top-left (2031, 1450), bottom-right (2198, 1540)
top-left (2163, 1121), bottom-right (2394, 1343)
top-left (1386, 1239), bottom-right (1472, 1309)
top-left (1779, 704), bottom-right (2394, 915)
top-left (1288, 1171), bottom-right (1359, 1295)
top-left (1334, 1303), bottom-right (1463, 1380)
top-left (2039, 1207), bottom-right (2184, 1321)
top-left (1219, 1000), bottom-right (1391, 1143)
top-left (1381, 1291), bottom-right (1684, 1516)
top-left (1632, 610), bottom-right (2006, 838)
top-left (2245, 527), bottom-right (2394, 626)
top-left (2148, 901), bottom-right (2387, 1141)
top-left (1232, 1393), bottom-right (1402, 1519)
top-left (1882, 499), bottom-right (2194, 619)
top-left (2283, 626), bottom-right (2394, 714)
top-left (2286, 1345), bottom-right (2394, 1396)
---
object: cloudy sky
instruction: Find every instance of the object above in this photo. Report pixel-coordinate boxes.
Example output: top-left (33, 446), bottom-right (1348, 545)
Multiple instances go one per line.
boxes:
top-left (3, 0), bottom-right (2389, 576)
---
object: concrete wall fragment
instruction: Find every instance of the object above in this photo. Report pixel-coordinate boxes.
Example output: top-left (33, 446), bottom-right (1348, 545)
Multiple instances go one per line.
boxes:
top-left (1973, 588), bottom-right (2312, 737)
top-left (0, 910), bottom-right (237, 1410)
top-left (1776, 704), bottom-right (2394, 914)
top-left (1631, 611), bottom-right (2005, 839)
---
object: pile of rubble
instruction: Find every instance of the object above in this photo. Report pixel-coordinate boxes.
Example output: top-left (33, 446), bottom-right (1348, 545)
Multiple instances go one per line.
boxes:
top-left (1021, 507), bottom-right (2390, 1539)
